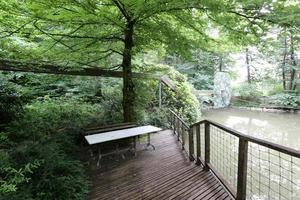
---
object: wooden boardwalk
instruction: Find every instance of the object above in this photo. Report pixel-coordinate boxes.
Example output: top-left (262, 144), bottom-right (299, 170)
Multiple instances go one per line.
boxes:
top-left (88, 130), bottom-right (232, 200)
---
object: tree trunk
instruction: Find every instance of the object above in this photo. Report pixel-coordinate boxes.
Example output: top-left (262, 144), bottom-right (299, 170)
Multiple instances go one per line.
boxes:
top-left (290, 34), bottom-right (297, 91)
top-left (282, 36), bottom-right (287, 90)
top-left (219, 56), bottom-right (223, 72)
top-left (122, 21), bottom-right (135, 122)
top-left (246, 48), bottom-right (251, 84)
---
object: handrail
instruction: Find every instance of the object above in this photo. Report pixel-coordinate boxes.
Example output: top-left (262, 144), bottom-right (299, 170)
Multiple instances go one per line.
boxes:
top-left (169, 109), bottom-right (300, 200)
top-left (189, 119), bottom-right (206, 127)
top-left (169, 109), bottom-right (192, 157)
top-left (191, 119), bottom-right (300, 159)
top-left (169, 109), bottom-right (189, 129)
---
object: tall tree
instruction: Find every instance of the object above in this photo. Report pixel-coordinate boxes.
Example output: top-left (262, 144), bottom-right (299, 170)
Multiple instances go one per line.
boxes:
top-left (289, 33), bottom-right (298, 90)
top-left (282, 34), bottom-right (288, 90)
top-left (0, 0), bottom-right (297, 121)
top-left (246, 47), bottom-right (251, 84)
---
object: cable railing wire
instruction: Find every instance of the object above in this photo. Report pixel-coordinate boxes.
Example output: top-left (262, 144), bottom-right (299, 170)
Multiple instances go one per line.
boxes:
top-left (168, 109), bottom-right (300, 200)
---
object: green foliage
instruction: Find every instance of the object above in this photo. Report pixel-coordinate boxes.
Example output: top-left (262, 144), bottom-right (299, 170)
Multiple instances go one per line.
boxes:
top-left (265, 83), bottom-right (284, 96)
top-left (268, 93), bottom-right (300, 108)
top-left (0, 77), bottom-right (23, 126)
top-left (6, 99), bottom-right (102, 143)
top-left (143, 107), bottom-right (170, 129)
top-left (93, 78), bottom-right (123, 123)
top-left (0, 72), bottom-right (123, 124)
top-left (1, 99), bottom-right (103, 200)
top-left (189, 74), bottom-right (213, 90)
top-left (164, 65), bottom-right (201, 123)
top-left (135, 64), bottom-right (201, 125)
top-left (233, 83), bottom-right (263, 101)
top-left (0, 0), bottom-right (282, 66)
top-left (167, 50), bottom-right (218, 90)
top-left (0, 159), bottom-right (41, 194)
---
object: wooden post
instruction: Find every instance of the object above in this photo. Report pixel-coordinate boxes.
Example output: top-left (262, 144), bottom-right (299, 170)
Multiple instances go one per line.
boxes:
top-left (173, 114), bottom-right (176, 135)
top-left (169, 112), bottom-right (172, 129)
top-left (173, 113), bottom-right (176, 131)
top-left (188, 127), bottom-right (194, 161)
top-left (181, 124), bottom-right (185, 150)
top-left (177, 119), bottom-right (180, 141)
top-left (175, 117), bottom-right (177, 134)
top-left (172, 113), bottom-right (174, 130)
top-left (204, 121), bottom-right (210, 171)
top-left (236, 138), bottom-right (249, 200)
top-left (196, 125), bottom-right (201, 165)
top-left (158, 82), bottom-right (162, 109)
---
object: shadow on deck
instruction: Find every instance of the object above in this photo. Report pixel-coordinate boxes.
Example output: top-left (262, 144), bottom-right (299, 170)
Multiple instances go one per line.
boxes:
top-left (88, 130), bottom-right (232, 200)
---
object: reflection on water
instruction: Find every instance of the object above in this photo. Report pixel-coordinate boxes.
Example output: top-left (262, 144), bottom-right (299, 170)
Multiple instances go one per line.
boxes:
top-left (203, 108), bottom-right (300, 150)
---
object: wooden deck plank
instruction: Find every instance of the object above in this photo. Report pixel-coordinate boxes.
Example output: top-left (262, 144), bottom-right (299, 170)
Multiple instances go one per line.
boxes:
top-left (88, 130), bottom-right (232, 200)
top-left (92, 155), bottom-right (188, 190)
top-left (171, 175), bottom-right (217, 200)
top-left (194, 185), bottom-right (224, 200)
top-left (92, 153), bottom-right (192, 189)
top-left (137, 167), bottom-right (202, 199)
top-left (101, 165), bottom-right (197, 199)
top-left (151, 171), bottom-right (209, 200)
top-left (176, 178), bottom-right (218, 200)
top-left (207, 187), bottom-right (230, 200)
top-left (164, 173), bottom-right (213, 199)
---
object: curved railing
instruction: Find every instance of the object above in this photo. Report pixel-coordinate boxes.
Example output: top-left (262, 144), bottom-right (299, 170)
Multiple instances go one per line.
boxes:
top-left (169, 109), bottom-right (300, 200)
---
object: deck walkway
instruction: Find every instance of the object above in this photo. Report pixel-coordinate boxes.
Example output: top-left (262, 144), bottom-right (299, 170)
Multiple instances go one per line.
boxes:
top-left (88, 130), bottom-right (232, 200)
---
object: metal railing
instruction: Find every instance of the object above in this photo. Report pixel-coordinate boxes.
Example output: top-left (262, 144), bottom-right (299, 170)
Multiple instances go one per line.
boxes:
top-left (169, 109), bottom-right (300, 200)
top-left (169, 109), bottom-right (190, 154)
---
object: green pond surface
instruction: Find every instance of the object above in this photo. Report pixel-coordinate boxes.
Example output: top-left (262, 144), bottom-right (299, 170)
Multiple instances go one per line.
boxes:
top-left (202, 108), bottom-right (300, 150)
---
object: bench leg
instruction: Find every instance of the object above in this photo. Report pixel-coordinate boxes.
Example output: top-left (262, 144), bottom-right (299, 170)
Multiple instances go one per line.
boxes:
top-left (115, 143), bottom-right (120, 161)
top-left (146, 133), bottom-right (155, 150)
top-left (89, 147), bottom-right (94, 160)
top-left (96, 146), bottom-right (102, 168)
top-left (116, 143), bottom-right (125, 160)
top-left (133, 136), bottom-right (137, 156)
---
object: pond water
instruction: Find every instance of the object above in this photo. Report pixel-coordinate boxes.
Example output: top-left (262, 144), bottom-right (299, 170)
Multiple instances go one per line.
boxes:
top-left (200, 108), bottom-right (300, 199)
top-left (202, 108), bottom-right (300, 150)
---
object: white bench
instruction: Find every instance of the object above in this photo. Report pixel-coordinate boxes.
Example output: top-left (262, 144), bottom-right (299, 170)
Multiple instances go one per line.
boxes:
top-left (85, 125), bottom-right (162, 167)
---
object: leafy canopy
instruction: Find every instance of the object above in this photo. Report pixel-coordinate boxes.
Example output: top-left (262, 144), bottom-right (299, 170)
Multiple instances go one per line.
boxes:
top-left (1, 0), bottom-right (296, 69)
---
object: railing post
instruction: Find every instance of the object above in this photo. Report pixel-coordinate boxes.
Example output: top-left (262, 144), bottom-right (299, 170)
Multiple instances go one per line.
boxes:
top-left (173, 114), bottom-right (176, 135)
top-left (236, 138), bottom-right (248, 200)
top-left (169, 112), bottom-right (172, 129)
top-left (188, 127), bottom-right (194, 161)
top-left (195, 124), bottom-right (201, 165)
top-left (181, 125), bottom-right (185, 150)
top-left (159, 82), bottom-right (162, 109)
top-left (204, 121), bottom-right (210, 171)
top-left (172, 113), bottom-right (175, 130)
top-left (177, 119), bottom-right (180, 141)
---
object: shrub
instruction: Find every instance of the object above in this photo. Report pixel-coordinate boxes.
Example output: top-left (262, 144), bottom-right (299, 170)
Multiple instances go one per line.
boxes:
top-left (0, 157), bottom-right (41, 195)
top-left (268, 93), bottom-right (300, 107)
top-left (266, 83), bottom-right (283, 96)
top-left (134, 64), bottom-right (201, 126)
top-left (189, 74), bottom-right (213, 90)
top-left (0, 77), bottom-right (23, 127)
top-left (1, 99), bottom-right (103, 200)
top-left (142, 107), bottom-right (170, 128)
top-left (233, 83), bottom-right (263, 101)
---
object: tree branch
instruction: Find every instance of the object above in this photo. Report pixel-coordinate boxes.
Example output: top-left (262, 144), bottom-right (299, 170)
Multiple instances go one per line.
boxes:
top-left (33, 21), bottom-right (74, 50)
top-left (33, 21), bottom-right (124, 42)
top-left (0, 59), bottom-right (155, 78)
top-left (112, 0), bottom-right (131, 21)
top-left (0, 20), bottom-right (33, 38)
